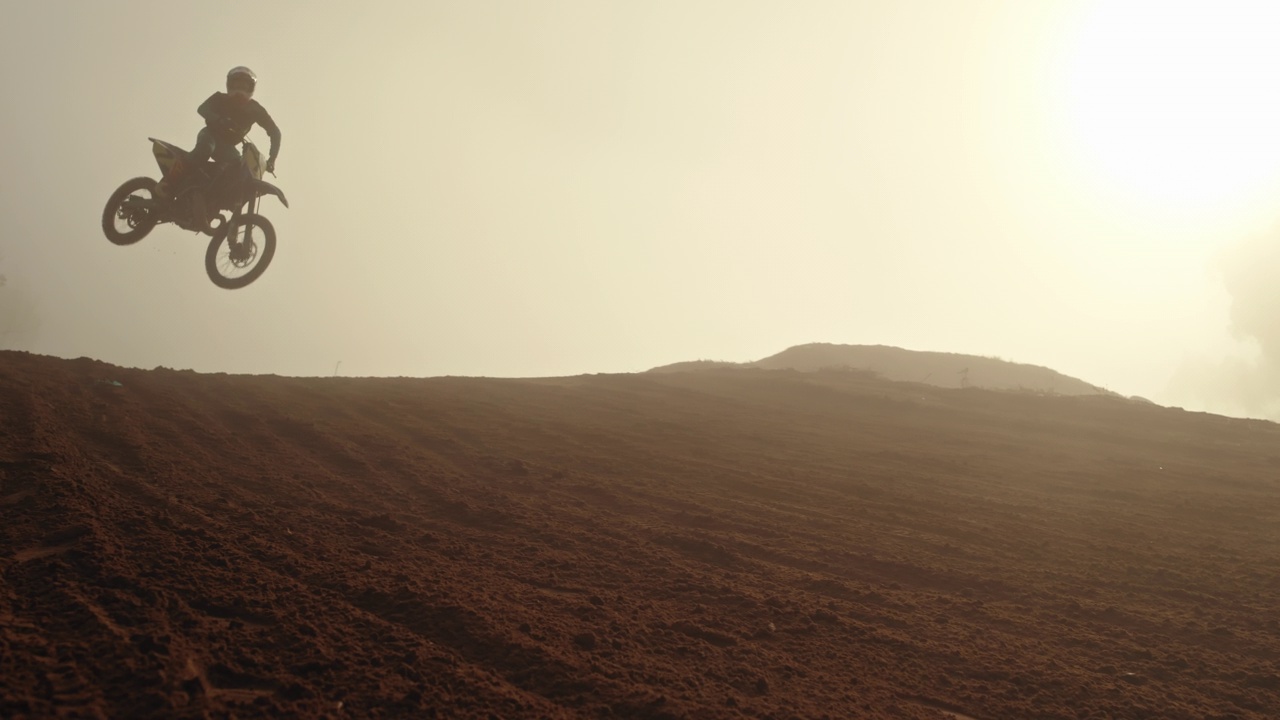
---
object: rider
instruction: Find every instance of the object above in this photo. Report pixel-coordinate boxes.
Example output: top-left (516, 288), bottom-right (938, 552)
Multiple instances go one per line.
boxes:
top-left (154, 67), bottom-right (282, 220)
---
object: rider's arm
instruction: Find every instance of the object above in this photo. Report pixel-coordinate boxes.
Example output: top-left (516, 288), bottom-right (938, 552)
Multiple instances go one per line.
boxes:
top-left (255, 104), bottom-right (282, 162)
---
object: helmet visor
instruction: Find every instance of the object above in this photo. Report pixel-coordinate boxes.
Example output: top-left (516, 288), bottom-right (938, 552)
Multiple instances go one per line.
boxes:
top-left (228, 75), bottom-right (256, 96)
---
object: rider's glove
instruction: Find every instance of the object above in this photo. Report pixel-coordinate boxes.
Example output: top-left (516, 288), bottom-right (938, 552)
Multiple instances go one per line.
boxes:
top-left (266, 157), bottom-right (276, 174)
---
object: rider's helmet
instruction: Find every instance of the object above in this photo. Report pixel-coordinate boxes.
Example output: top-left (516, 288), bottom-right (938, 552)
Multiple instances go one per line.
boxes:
top-left (226, 66), bottom-right (257, 100)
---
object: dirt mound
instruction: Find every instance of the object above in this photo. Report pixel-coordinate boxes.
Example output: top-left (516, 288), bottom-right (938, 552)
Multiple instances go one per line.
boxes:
top-left (651, 343), bottom-right (1111, 396)
top-left (2, 351), bottom-right (1278, 718)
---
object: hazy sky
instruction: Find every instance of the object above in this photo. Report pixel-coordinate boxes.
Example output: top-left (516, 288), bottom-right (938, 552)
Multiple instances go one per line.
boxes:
top-left (6, 1), bottom-right (1280, 418)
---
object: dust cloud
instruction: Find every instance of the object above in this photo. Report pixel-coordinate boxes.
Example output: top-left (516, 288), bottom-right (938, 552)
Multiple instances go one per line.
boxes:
top-left (1168, 228), bottom-right (1280, 419)
top-left (0, 259), bottom-right (39, 350)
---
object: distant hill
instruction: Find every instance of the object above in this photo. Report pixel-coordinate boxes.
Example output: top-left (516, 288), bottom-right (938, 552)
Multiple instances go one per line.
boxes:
top-left (649, 342), bottom-right (1111, 396)
top-left (643, 359), bottom-right (741, 374)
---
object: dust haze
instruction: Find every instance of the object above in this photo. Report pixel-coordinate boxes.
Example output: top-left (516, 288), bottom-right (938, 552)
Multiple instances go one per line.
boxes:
top-left (1169, 228), bottom-right (1280, 419)
top-left (0, 256), bottom-right (39, 351)
top-left (7, 5), bottom-right (1280, 715)
top-left (3, 2), bottom-right (1280, 416)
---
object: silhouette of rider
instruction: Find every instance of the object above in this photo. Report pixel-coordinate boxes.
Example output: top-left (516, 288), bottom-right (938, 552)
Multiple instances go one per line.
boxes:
top-left (154, 67), bottom-right (282, 223)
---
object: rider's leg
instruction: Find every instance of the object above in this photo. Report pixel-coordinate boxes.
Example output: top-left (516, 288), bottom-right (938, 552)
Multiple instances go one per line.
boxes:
top-left (194, 138), bottom-right (245, 232)
top-left (211, 141), bottom-right (241, 166)
top-left (187, 129), bottom-right (233, 229)
top-left (156, 128), bottom-right (216, 201)
top-left (189, 127), bottom-right (218, 166)
top-left (202, 142), bottom-right (244, 215)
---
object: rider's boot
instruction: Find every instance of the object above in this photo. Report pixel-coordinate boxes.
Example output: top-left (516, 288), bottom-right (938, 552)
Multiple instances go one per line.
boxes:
top-left (191, 190), bottom-right (210, 233)
top-left (153, 160), bottom-right (187, 209)
top-left (153, 167), bottom-right (179, 204)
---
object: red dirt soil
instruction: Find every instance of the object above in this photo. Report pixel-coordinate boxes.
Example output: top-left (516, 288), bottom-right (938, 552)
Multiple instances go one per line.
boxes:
top-left (2, 351), bottom-right (1278, 719)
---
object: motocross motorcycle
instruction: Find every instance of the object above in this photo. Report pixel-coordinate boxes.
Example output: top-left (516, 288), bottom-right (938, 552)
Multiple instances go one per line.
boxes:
top-left (101, 137), bottom-right (288, 289)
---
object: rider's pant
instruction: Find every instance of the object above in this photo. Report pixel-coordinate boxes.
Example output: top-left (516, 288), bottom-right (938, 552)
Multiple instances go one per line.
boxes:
top-left (157, 128), bottom-right (240, 198)
top-left (186, 127), bottom-right (245, 204)
top-left (189, 127), bottom-right (242, 167)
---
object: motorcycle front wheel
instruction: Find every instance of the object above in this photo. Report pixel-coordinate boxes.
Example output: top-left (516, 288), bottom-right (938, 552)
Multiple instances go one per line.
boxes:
top-left (102, 177), bottom-right (160, 245)
top-left (204, 213), bottom-right (276, 289)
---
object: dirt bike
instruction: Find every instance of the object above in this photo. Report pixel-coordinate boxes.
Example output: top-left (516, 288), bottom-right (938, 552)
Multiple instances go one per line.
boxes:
top-left (101, 137), bottom-right (289, 289)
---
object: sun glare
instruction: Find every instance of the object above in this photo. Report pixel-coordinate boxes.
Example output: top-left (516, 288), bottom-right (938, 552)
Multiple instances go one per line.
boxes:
top-left (1060, 1), bottom-right (1280, 216)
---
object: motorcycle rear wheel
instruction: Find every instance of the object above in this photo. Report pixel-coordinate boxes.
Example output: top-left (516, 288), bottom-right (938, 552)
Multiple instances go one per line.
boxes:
top-left (204, 213), bottom-right (276, 290)
top-left (102, 177), bottom-right (160, 245)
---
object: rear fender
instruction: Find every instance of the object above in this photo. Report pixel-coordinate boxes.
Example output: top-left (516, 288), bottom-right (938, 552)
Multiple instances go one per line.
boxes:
top-left (148, 137), bottom-right (186, 174)
top-left (251, 179), bottom-right (288, 208)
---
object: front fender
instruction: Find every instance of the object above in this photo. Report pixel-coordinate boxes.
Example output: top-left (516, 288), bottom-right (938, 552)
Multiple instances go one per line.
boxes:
top-left (251, 179), bottom-right (289, 208)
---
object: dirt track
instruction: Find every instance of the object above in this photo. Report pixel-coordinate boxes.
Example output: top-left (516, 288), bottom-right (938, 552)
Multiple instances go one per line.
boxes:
top-left (2, 351), bottom-right (1279, 719)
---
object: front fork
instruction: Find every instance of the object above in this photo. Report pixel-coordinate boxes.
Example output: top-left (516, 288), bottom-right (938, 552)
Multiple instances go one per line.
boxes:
top-left (223, 195), bottom-right (262, 262)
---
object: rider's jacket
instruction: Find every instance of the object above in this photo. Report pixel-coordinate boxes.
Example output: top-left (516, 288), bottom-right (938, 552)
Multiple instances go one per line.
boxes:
top-left (197, 92), bottom-right (282, 161)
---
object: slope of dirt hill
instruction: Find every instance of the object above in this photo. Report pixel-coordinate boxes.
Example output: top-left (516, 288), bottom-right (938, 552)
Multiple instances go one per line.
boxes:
top-left (650, 344), bottom-right (1111, 396)
top-left (645, 360), bottom-right (741, 374)
top-left (2, 350), bottom-right (1279, 719)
